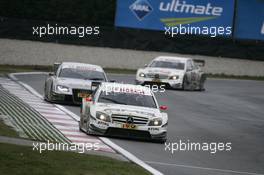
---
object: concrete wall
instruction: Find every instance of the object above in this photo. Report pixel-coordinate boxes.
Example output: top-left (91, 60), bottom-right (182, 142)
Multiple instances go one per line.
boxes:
top-left (1, 38), bottom-right (264, 76)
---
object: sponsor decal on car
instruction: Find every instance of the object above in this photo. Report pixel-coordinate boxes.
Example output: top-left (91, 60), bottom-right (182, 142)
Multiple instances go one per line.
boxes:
top-left (148, 127), bottom-right (160, 131)
top-left (97, 121), bottom-right (109, 126)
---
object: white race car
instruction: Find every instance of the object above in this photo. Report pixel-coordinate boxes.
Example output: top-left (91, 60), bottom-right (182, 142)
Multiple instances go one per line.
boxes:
top-left (44, 62), bottom-right (108, 104)
top-left (79, 83), bottom-right (168, 143)
top-left (136, 56), bottom-right (206, 90)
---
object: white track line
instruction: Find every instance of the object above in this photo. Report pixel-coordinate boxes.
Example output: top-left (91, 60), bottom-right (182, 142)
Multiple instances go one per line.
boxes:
top-left (55, 105), bottom-right (80, 121)
top-left (9, 72), bottom-right (164, 175)
top-left (145, 161), bottom-right (264, 175)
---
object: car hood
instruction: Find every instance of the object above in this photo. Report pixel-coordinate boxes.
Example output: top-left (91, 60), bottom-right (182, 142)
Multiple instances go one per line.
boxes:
top-left (95, 103), bottom-right (161, 119)
top-left (141, 67), bottom-right (185, 76)
top-left (55, 77), bottom-right (94, 89)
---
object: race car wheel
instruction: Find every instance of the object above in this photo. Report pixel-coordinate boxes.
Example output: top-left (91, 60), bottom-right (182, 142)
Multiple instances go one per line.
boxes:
top-left (153, 137), bottom-right (167, 143)
top-left (79, 121), bottom-right (82, 131)
top-left (79, 116), bottom-right (84, 132)
top-left (85, 116), bottom-right (92, 135)
top-left (46, 83), bottom-right (54, 102)
top-left (44, 83), bottom-right (52, 101)
top-left (199, 74), bottom-right (206, 91)
top-left (44, 83), bottom-right (48, 101)
top-left (182, 76), bottom-right (188, 90)
top-left (158, 138), bottom-right (167, 144)
top-left (135, 80), bottom-right (144, 86)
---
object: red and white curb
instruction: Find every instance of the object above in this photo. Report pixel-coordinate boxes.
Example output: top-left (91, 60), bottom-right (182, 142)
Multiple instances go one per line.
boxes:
top-left (1, 76), bottom-right (113, 153)
top-left (8, 72), bottom-right (164, 175)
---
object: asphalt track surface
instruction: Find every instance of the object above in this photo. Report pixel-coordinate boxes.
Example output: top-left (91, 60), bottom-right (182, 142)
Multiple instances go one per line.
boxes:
top-left (15, 73), bottom-right (264, 175)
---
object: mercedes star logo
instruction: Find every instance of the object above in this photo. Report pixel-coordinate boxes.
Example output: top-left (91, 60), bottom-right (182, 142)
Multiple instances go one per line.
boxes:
top-left (126, 116), bottom-right (134, 124)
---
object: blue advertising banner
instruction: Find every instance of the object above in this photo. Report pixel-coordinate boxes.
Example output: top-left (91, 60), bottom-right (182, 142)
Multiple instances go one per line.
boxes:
top-left (115, 0), bottom-right (235, 37)
top-left (234, 0), bottom-right (264, 41)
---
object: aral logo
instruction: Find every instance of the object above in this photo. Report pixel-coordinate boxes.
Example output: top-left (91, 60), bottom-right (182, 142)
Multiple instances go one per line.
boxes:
top-left (130, 0), bottom-right (153, 20)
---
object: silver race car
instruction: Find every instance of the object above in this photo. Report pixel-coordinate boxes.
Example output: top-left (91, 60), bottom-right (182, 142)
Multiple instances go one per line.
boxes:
top-left (44, 62), bottom-right (108, 104)
top-left (136, 56), bottom-right (206, 90)
top-left (79, 83), bottom-right (168, 143)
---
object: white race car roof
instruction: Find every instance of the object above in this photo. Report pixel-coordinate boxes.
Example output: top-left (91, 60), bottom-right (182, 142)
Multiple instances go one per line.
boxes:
top-left (100, 83), bottom-right (153, 96)
top-left (61, 62), bottom-right (104, 72)
top-left (154, 56), bottom-right (191, 63)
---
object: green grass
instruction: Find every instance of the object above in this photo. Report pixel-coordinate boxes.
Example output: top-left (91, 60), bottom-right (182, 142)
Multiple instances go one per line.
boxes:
top-left (0, 143), bottom-right (150, 175)
top-left (0, 120), bottom-right (19, 138)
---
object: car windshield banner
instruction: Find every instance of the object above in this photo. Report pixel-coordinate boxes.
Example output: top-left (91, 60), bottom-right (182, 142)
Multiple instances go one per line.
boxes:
top-left (115, 0), bottom-right (235, 37)
top-left (234, 0), bottom-right (264, 41)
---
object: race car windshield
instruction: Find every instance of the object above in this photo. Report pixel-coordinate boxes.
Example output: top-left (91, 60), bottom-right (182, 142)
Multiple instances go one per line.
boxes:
top-left (59, 68), bottom-right (106, 81)
top-left (149, 61), bottom-right (185, 70)
top-left (98, 91), bottom-right (157, 108)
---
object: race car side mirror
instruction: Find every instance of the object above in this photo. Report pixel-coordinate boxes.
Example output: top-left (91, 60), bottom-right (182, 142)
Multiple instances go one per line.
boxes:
top-left (160, 105), bottom-right (168, 111)
top-left (91, 82), bottom-right (101, 90)
top-left (53, 62), bottom-right (61, 73)
top-left (48, 72), bottom-right (54, 76)
top-left (144, 64), bottom-right (148, 67)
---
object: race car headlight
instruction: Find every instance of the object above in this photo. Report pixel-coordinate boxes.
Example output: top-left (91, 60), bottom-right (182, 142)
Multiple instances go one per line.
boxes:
top-left (139, 73), bottom-right (146, 77)
top-left (169, 75), bottom-right (179, 80)
top-left (96, 112), bottom-right (111, 122)
top-left (148, 118), bottom-right (162, 126)
top-left (57, 85), bottom-right (69, 92)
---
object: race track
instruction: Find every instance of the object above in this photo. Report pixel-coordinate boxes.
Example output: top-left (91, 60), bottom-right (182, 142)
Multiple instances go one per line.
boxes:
top-left (14, 73), bottom-right (264, 175)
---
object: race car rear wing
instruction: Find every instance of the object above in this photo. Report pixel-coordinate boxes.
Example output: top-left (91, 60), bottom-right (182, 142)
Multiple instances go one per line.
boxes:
top-left (193, 59), bottom-right (205, 67)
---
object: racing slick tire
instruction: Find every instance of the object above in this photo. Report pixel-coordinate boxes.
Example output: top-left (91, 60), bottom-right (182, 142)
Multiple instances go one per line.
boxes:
top-left (135, 80), bottom-right (144, 86)
top-left (182, 75), bottom-right (188, 90)
top-left (44, 83), bottom-right (50, 101)
top-left (79, 116), bottom-right (84, 132)
top-left (199, 74), bottom-right (206, 91)
top-left (79, 122), bottom-right (82, 131)
top-left (79, 115), bottom-right (92, 135)
top-left (153, 137), bottom-right (167, 144)
top-left (158, 138), bottom-right (167, 144)
top-left (44, 82), bottom-right (54, 102)
top-left (85, 116), bottom-right (92, 135)
top-left (152, 133), bottom-right (167, 143)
